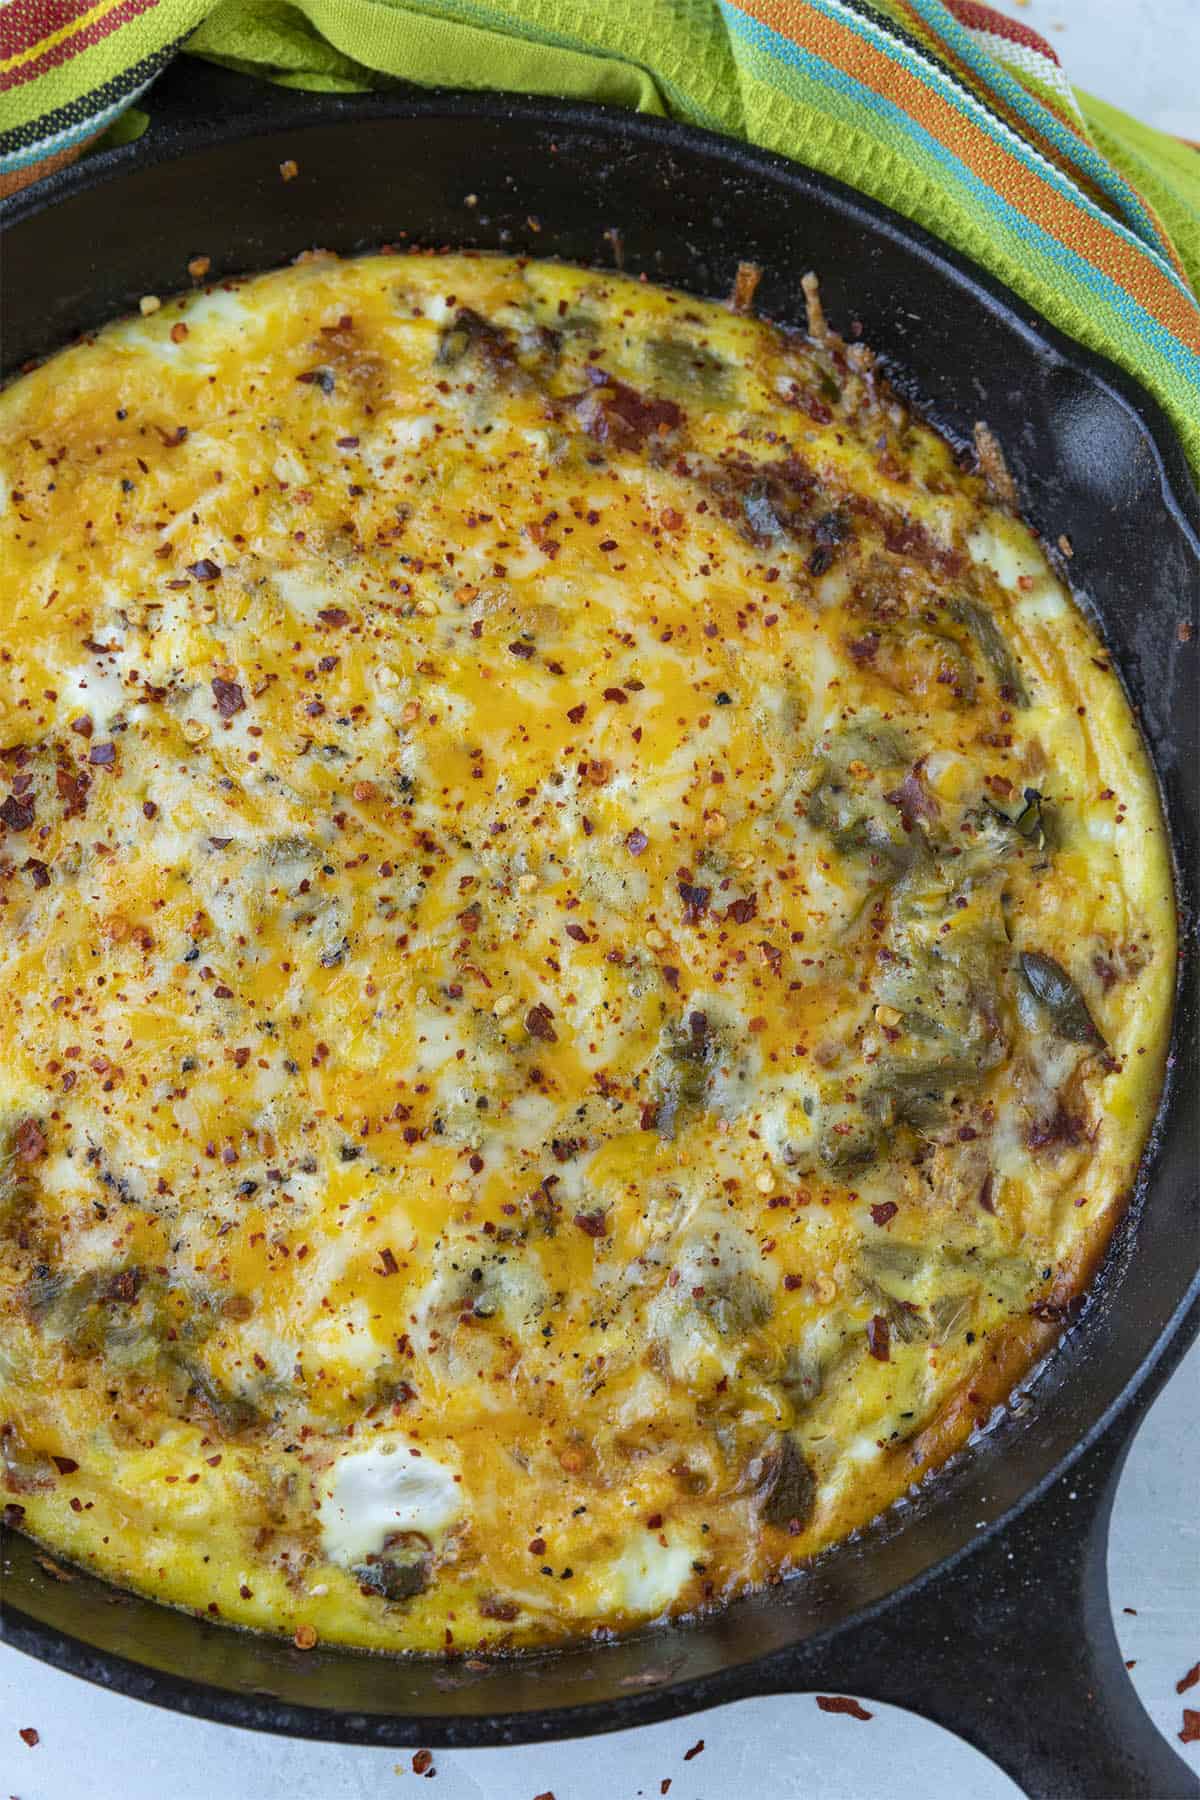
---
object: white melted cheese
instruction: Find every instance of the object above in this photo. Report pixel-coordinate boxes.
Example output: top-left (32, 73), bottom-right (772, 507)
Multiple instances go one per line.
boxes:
top-left (966, 520), bottom-right (1043, 589)
top-left (317, 1435), bottom-right (462, 1565)
top-left (601, 1531), bottom-right (697, 1616)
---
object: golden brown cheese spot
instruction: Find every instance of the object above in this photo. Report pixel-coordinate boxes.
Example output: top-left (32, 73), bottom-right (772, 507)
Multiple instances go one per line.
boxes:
top-left (0, 255), bottom-right (1173, 1652)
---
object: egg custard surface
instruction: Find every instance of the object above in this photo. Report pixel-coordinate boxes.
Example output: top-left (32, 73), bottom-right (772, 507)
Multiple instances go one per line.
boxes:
top-left (0, 254), bottom-right (1174, 1652)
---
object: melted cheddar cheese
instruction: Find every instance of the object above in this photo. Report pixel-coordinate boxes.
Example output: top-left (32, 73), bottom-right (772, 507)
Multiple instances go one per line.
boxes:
top-left (0, 255), bottom-right (1174, 1652)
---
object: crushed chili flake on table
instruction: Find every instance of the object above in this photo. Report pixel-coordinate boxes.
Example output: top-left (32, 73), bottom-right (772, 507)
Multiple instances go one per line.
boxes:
top-left (1180, 1710), bottom-right (1200, 1745)
top-left (1178, 1661), bottom-right (1200, 1695)
top-left (817, 1694), bottom-right (873, 1720)
top-left (18, 1728), bottom-right (39, 1747)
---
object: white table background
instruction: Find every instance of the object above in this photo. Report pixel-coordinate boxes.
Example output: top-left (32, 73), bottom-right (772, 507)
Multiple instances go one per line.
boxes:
top-left (3, 1), bottom-right (1198, 1794)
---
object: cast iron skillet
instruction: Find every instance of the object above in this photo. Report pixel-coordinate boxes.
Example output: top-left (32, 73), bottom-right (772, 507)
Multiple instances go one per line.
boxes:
top-left (2, 58), bottom-right (1198, 1800)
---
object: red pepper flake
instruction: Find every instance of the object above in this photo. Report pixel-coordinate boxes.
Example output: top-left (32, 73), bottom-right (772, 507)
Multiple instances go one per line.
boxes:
top-left (69, 713), bottom-right (94, 738)
top-left (1178, 1663), bottom-right (1200, 1695)
top-left (525, 1003), bottom-right (557, 1043)
top-left (412, 1749), bottom-right (435, 1775)
top-left (88, 742), bottom-right (116, 767)
top-left (211, 677), bottom-right (245, 717)
top-left (507, 640), bottom-right (535, 658)
top-left (565, 923), bottom-right (589, 943)
top-left (56, 766), bottom-right (90, 816)
top-left (625, 828), bottom-right (649, 856)
top-left (866, 1314), bottom-right (890, 1361)
top-left (23, 858), bottom-right (50, 888)
top-left (19, 1726), bottom-right (41, 1746)
top-left (187, 558), bottom-right (221, 583)
top-left (14, 1118), bottom-right (47, 1162)
top-left (317, 607), bottom-right (350, 627)
top-left (51, 1456), bottom-right (78, 1475)
top-left (724, 893), bottom-right (758, 924)
top-left (573, 1210), bottom-right (607, 1238)
top-left (870, 1201), bottom-right (898, 1227)
top-left (816, 1695), bottom-right (873, 1721)
top-left (661, 1784), bottom-right (672, 1797)
top-left (566, 703), bottom-right (587, 724)
top-left (1180, 1711), bottom-right (1200, 1745)
top-left (528, 1537), bottom-right (547, 1555)
top-left (683, 1739), bottom-right (705, 1761)
top-left (603, 686), bottom-right (628, 703)
top-left (0, 792), bottom-right (35, 831)
top-left (477, 1595), bottom-right (519, 1621)
top-left (378, 1247), bottom-right (399, 1276)
top-left (783, 1273), bottom-right (803, 1291)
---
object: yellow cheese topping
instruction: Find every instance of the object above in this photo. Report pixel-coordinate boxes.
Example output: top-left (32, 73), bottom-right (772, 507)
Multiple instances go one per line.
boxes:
top-left (0, 254), bottom-right (1174, 1652)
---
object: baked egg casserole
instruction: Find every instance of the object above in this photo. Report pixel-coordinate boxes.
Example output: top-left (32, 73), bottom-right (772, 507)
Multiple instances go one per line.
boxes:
top-left (0, 254), bottom-right (1175, 1653)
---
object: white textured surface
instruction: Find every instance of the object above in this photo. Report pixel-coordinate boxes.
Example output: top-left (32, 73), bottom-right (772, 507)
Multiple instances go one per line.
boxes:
top-left (1110, 1337), bottom-right (1200, 1758)
top-left (1003, 0), bottom-right (1200, 137)
top-left (3, 3), bottom-right (1198, 1793)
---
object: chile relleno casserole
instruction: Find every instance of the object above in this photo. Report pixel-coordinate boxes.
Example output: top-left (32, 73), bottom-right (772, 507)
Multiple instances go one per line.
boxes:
top-left (0, 255), bottom-right (1174, 1653)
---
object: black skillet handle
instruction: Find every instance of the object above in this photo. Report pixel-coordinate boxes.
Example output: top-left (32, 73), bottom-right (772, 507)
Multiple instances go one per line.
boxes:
top-left (777, 1404), bottom-right (1198, 1800)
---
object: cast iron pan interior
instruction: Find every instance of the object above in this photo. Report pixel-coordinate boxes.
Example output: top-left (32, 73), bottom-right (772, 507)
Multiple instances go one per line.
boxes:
top-left (2, 62), bottom-right (1198, 1798)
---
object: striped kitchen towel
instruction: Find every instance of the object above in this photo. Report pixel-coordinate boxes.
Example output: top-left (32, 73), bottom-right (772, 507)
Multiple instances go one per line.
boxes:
top-left (2, 0), bottom-right (1198, 476)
